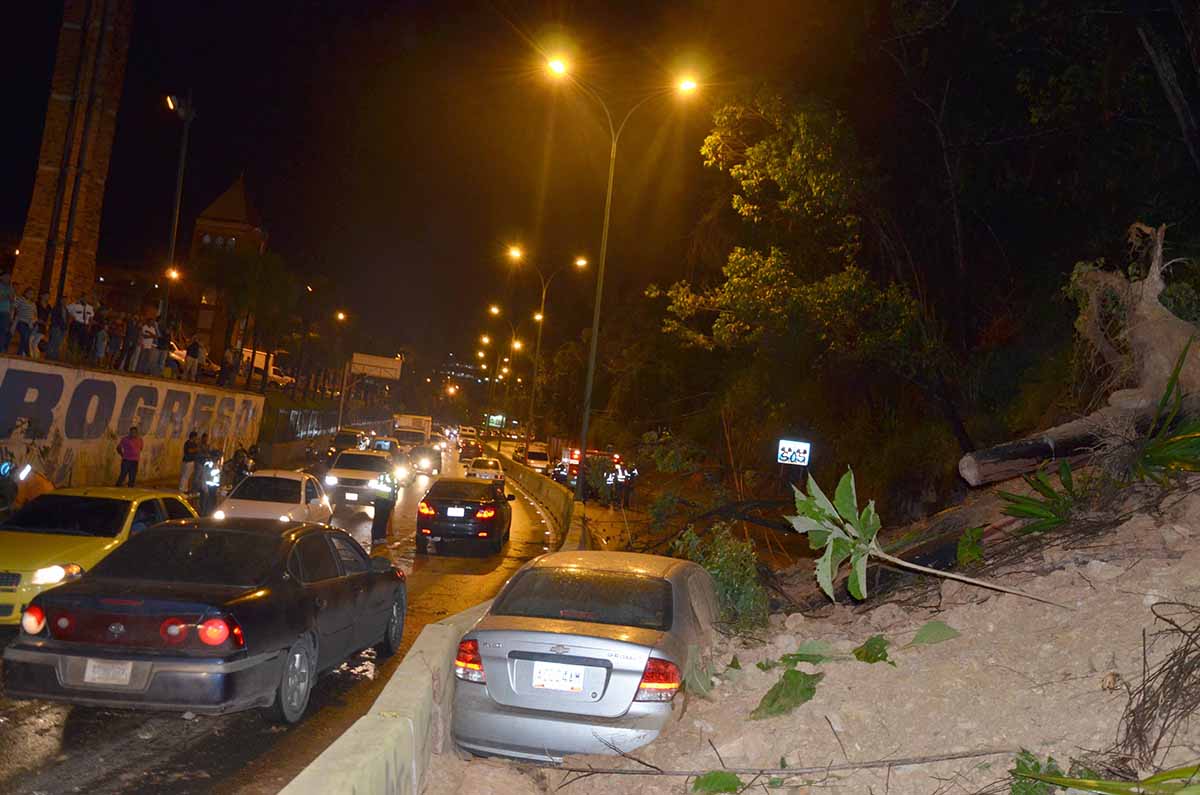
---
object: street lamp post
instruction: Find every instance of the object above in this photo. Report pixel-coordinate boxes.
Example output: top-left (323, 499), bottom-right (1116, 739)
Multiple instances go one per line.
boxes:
top-left (163, 267), bottom-right (181, 319)
top-left (165, 91), bottom-right (195, 319)
top-left (547, 62), bottom-right (697, 498)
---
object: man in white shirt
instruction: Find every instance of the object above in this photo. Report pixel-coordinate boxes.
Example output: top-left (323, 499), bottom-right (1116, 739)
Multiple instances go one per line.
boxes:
top-left (140, 317), bottom-right (158, 375)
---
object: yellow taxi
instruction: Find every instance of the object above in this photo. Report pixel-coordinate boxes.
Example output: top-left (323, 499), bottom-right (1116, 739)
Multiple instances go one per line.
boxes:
top-left (0, 487), bottom-right (197, 625)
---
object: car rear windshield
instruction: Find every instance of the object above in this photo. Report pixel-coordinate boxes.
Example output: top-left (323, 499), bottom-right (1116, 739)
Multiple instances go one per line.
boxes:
top-left (333, 453), bottom-right (390, 472)
top-left (527, 451), bottom-right (549, 462)
top-left (1, 495), bottom-right (130, 537)
top-left (410, 446), bottom-right (438, 460)
top-left (493, 568), bottom-right (673, 631)
top-left (333, 433), bottom-right (361, 449)
top-left (92, 529), bottom-right (282, 586)
top-left (231, 476), bottom-right (300, 504)
top-left (472, 459), bottom-right (501, 470)
top-left (396, 430), bottom-right (426, 444)
top-left (427, 481), bottom-right (495, 501)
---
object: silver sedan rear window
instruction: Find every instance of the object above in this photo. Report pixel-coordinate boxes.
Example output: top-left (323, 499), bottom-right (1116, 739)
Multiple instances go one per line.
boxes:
top-left (493, 568), bottom-right (673, 631)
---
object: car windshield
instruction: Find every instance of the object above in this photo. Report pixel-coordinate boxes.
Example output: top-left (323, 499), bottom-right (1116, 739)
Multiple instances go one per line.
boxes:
top-left (527, 451), bottom-right (549, 462)
top-left (333, 433), bottom-right (361, 449)
top-left (333, 453), bottom-right (390, 472)
top-left (427, 481), bottom-right (495, 501)
top-left (372, 440), bottom-right (397, 452)
top-left (231, 476), bottom-right (300, 504)
top-left (493, 568), bottom-right (673, 631)
top-left (92, 528), bottom-right (282, 586)
top-left (0, 495), bottom-right (130, 537)
top-left (472, 459), bottom-right (501, 470)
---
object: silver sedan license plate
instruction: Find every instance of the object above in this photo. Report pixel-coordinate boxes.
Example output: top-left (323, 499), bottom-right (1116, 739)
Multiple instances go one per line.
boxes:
top-left (84, 658), bottom-right (133, 686)
top-left (531, 660), bottom-right (585, 693)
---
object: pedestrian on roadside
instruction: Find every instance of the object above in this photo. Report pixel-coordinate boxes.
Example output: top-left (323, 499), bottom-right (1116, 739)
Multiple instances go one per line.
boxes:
top-left (115, 426), bottom-right (143, 487)
top-left (47, 295), bottom-right (70, 360)
top-left (91, 319), bottom-right (109, 366)
top-left (184, 335), bottom-right (201, 381)
top-left (179, 431), bottom-right (199, 492)
top-left (0, 272), bottom-right (13, 354)
top-left (13, 287), bottom-right (36, 357)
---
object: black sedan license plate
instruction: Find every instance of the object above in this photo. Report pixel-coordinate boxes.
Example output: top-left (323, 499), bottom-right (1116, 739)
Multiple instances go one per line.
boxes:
top-left (84, 658), bottom-right (133, 686)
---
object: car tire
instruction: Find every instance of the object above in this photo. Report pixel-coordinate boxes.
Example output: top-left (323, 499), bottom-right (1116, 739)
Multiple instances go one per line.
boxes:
top-left (375, 590), bottom-right (406, 657)
top-left (268, 636), bottom-right (316, 724)
top-left (415, 534), bottom-right (428, 554)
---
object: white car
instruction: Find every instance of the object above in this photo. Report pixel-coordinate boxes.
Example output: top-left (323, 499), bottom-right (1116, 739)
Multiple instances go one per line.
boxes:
top-left (324, 450), bottom-right (403, 507)
top-left (214, 470), bottom-right (333, 523)
top-left (458, 426), bottom-right (478, 441)
top-left (465, 457), bottom-right (505, 481)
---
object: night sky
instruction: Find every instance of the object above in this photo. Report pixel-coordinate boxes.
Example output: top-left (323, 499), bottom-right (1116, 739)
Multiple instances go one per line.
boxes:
top-left (0, 1), bottom-right (826, 367)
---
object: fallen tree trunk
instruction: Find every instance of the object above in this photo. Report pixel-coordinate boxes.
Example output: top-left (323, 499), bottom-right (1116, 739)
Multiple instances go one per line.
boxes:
top-left (958, 224), bottom-right (1198, 486)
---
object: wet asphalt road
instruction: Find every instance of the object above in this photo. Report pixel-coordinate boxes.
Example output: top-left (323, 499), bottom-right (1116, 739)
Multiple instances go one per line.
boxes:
top-left (0, 454), bottom-right (558, 795)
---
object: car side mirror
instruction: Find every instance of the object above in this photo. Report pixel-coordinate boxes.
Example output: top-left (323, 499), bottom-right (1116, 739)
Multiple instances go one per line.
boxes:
top-left (506, 493), bottom-right (516, 501)
top-left (370, 557), bottom-right (393, 573)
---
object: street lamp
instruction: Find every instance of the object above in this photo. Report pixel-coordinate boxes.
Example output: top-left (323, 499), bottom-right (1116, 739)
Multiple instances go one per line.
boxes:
top-left (480, 334), bottom-right (491, 345)
top-left (335, 310), bottom-right (347, 322)
top-left (163, 267), bottom-right (181, 317)
top-left (476, 350), bottom-right (485, 359)
top-left (164, 92), bottom-right (195, 317)
top-left (489, 304), bottom-right (501, 316)
top-left (508, 246), bottom-right (523, 261)
top-left (546, 57), bottom-right (698, 497)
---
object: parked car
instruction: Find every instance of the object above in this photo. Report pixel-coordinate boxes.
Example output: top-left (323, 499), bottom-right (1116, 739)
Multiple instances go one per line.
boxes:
top-left (324, 450), bottom-right (402, 507)
top-left (166, 343), bottom-right (220, 379)
top-left (0, 488), bottom-right (197, 626)
top-left (214, 470), bottom-right (333, 524)
top-left (416, 478), bottom-right (514, 554)
top-left (465, 457), bottom-right (504, 481)
top-left (4, 519), bottom-right (407, 723)
top-left (451, 551), bottom-right (718, 762)
top-left (458, 441), bottom-right (483, 462)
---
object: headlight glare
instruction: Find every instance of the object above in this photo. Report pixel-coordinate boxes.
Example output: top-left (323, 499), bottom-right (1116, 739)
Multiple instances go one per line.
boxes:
top-left (325, 474), bottom-right (338, 486)
top-left (31, 564), bottom-right (82, 586)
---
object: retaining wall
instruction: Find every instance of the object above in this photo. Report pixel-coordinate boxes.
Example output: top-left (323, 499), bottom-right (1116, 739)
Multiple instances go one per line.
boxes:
top-left (280, 600), bottom-right (492, 795)
top-left (0, 356), bottom-right (263, 486)
top-left (493, 451), bottom-right (575, 542)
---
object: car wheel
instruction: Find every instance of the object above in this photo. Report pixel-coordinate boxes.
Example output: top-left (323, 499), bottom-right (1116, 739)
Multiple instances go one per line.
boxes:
top-left (269, 636), bottom-right (315, 724)
top-left (375, 591), bottom-right (406, 657)
top-left (415, 534), bottom-right (428, 554)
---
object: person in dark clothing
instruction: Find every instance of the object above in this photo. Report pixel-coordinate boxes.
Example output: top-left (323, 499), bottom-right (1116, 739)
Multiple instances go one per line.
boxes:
top-left (115, 427), bottom-right (143, 486)
top-left (179, 431), bottom-right (199, 492)
top-left (47, 298), bottom-right (70, 360)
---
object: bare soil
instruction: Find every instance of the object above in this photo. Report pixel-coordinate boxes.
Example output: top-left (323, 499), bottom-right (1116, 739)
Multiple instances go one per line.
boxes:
top-left (426, 488), bottom-right (1200, 795)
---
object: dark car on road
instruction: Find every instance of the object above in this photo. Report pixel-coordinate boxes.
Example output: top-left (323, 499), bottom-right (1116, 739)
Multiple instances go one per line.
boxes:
top-left (3, 519), bottom-right (407, 724)
top-left (458, 440), bottom-right (483, 462)
top-left (417, 478), bottom-right (514, 554)
top-left (409, 445), bottom-right (442, 476)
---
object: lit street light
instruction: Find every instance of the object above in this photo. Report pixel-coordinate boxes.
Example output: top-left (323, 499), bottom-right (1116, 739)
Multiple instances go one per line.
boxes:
top-left (489, 304), bottom-right (500, 316)
top-left (480, 334), bottom-right (491, 345)
top-left (546, 54), bottom-right (698, 497)
top-left (534, 311), bottom-right (544, 322)
top-left (476, 350), bottom-right (485, 359)
top-left (335, 311), bottom-right (347, 322)
top-left (508, 246), bottom-right (523, 261)
top-left (447, 384), bottom-right (459, 396)
top-left (163, 267), bottom-right (181, 317)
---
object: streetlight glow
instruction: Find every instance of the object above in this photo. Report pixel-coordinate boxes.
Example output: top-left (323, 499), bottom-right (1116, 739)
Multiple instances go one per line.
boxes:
top-left (489, 304), bottom-right (500, 316)
top-left (336, 311), bottom-right (347, 322)
top-left (480, 334), bottom-right (491, 345)
top-left (574, 257), bottom-right (588, 268)
top-left (533, 312), bottom-right (544, 322)
top-left (508, 245), bottom-right (523, 260)
top-left (447, 384), bottom-right (458, 396)
top-left (511, 339), bottom-right (523, 351)
top-left (166, 95), bottom-right (177, 111)
top-left (476, 350), bottom-right (485, 359)
top-left (166, 267), bottom-right (180, 281)
top-left (678, 77), bottom-right (699, 93)
top-left (501, 366), bottom-right (510, 374)
top-left (548, 58), bottom-right (568, 76)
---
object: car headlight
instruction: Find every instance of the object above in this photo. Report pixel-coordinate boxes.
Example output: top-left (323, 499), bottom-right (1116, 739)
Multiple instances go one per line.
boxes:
top-left (279, 514), bottom-right (291, 522)
top-left (213, 509), bottom-right (226, 520)
top-left (325, 474), bottom-right (338, 486)
top-left (419, 458), bottom-right (431, 469)
top-left (31, 564), bottom-right (83, 586)
top-left (396, 466), bottom-right (409, 480)
top-left (369, 478), bottom-right (392, 492)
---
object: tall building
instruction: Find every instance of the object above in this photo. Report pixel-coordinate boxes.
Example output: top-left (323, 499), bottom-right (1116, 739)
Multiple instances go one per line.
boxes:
top-left (14, 0), bottom-right (135, 303)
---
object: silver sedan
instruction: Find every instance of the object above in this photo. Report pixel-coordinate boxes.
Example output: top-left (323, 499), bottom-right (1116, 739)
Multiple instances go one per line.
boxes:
top-left (451, 550), bottom-right (719, 762)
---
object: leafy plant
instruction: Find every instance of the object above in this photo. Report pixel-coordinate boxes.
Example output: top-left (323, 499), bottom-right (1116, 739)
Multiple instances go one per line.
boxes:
top-left (672, 524), bottom-right (769, 629)
top-left (1010, 750), bottom-right (1065, 795)
top-left (1013, 761), bottom-right (1200, 794)
top-left (998, 461), bottom-right (1079, 534)
top-left (788, 468), bottom-right (1066, 607)
top-left (907, 620), bottom-right (961, 647)
top-left (750, 670), bottom-right (824, 720)
top-left (956, 525), bottom-right (985, 567)
top-left (683, 646), bottom-right (715, 698)
top-left (852, 635), bottom-right (895, 666)
top-left (1135, 337), bottom-right (1200, 483)
top-left (693, 771), bottom-right (744, 792)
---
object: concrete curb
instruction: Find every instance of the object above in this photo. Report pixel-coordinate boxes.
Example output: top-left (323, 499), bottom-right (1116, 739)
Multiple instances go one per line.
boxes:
top-left (491, 448), bottom-right (576, 546)
top-left (280, 599), bottom-right (492, 795)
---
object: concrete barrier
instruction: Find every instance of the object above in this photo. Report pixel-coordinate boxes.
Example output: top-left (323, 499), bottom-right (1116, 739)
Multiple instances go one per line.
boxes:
top-left (491, 450), bottom-right (574, 541)
top-left (280, 599), bottom-right (492, 795)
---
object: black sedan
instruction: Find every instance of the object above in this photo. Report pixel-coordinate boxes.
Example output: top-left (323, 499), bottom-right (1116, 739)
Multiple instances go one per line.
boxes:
top-left (458, 441), bottom-right (483, 461)
top-left (416, 477), bottom-right (514, 554)
top-left (3, 519), bottom-right (406, 724)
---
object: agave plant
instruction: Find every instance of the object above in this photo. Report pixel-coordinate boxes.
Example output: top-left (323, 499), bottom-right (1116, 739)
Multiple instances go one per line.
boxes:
top-left (1135, 337), bottom-right (1200, 483)
top-left (1014, 762), bottom-right (1200, 794)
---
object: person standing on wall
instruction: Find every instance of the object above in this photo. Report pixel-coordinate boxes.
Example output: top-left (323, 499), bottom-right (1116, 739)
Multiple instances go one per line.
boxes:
top-left (115, 426), bottom-right (143, 487)
top-left (139, 314), bottom-right (158, 375)
top-left (179, 431), bottom-right (199, 493)
top-left (47, 295), bottom-right (70, 361)
top-left (119, 310), bottom-right (140, 371)
top-left (184, 335), bottom-right (201, 381)
top-left (0, 273), bottom-right (13, 355)
top-left (13, 287), bottom-right (36, 357)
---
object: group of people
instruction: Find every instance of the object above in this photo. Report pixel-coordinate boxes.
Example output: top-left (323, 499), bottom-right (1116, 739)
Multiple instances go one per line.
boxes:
top-left (604, 461), bottom-right (639, 509)
top-left (0, 271), bottom-right (219, 382)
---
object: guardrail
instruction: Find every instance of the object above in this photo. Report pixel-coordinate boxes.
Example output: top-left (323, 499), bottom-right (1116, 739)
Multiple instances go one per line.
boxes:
top-left (280, 599), bottom-right (492, 795)
top-left (491, 449), bottom-right (575, 544)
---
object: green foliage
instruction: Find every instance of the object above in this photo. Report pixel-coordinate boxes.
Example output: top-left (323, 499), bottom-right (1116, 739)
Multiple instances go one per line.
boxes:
top-left (671, 524), bottom-right (769, 629)
top-left (789, 468), bottom-right (880, 600)
top-left (1161, 282), bottom-right (1200, 325)
top-left (750, 670), bottom-right (824, 720)
top-left (1135, 338), bottom-right (1200, 483)
top-left (998, 461), bottom-right (1079, 534)
top-left (852, 635), bottom-right (895, 666)
top-left (957, 525), bottom-right (985, 568)
top-left (1010, 750), bottom-right (1066, 795)
top-left (693, 771), bottom-right (744, 793)
top-left (1012, 759), bottom-right (1200, 794)
top-left (683, 646), bottom-right (715, 698)
top-left (757, 640), bottom-right (843, 672)
top-left (726, 655), bottom-right (741, 671)
top-left (907, 620), bottom-right (961, 647)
